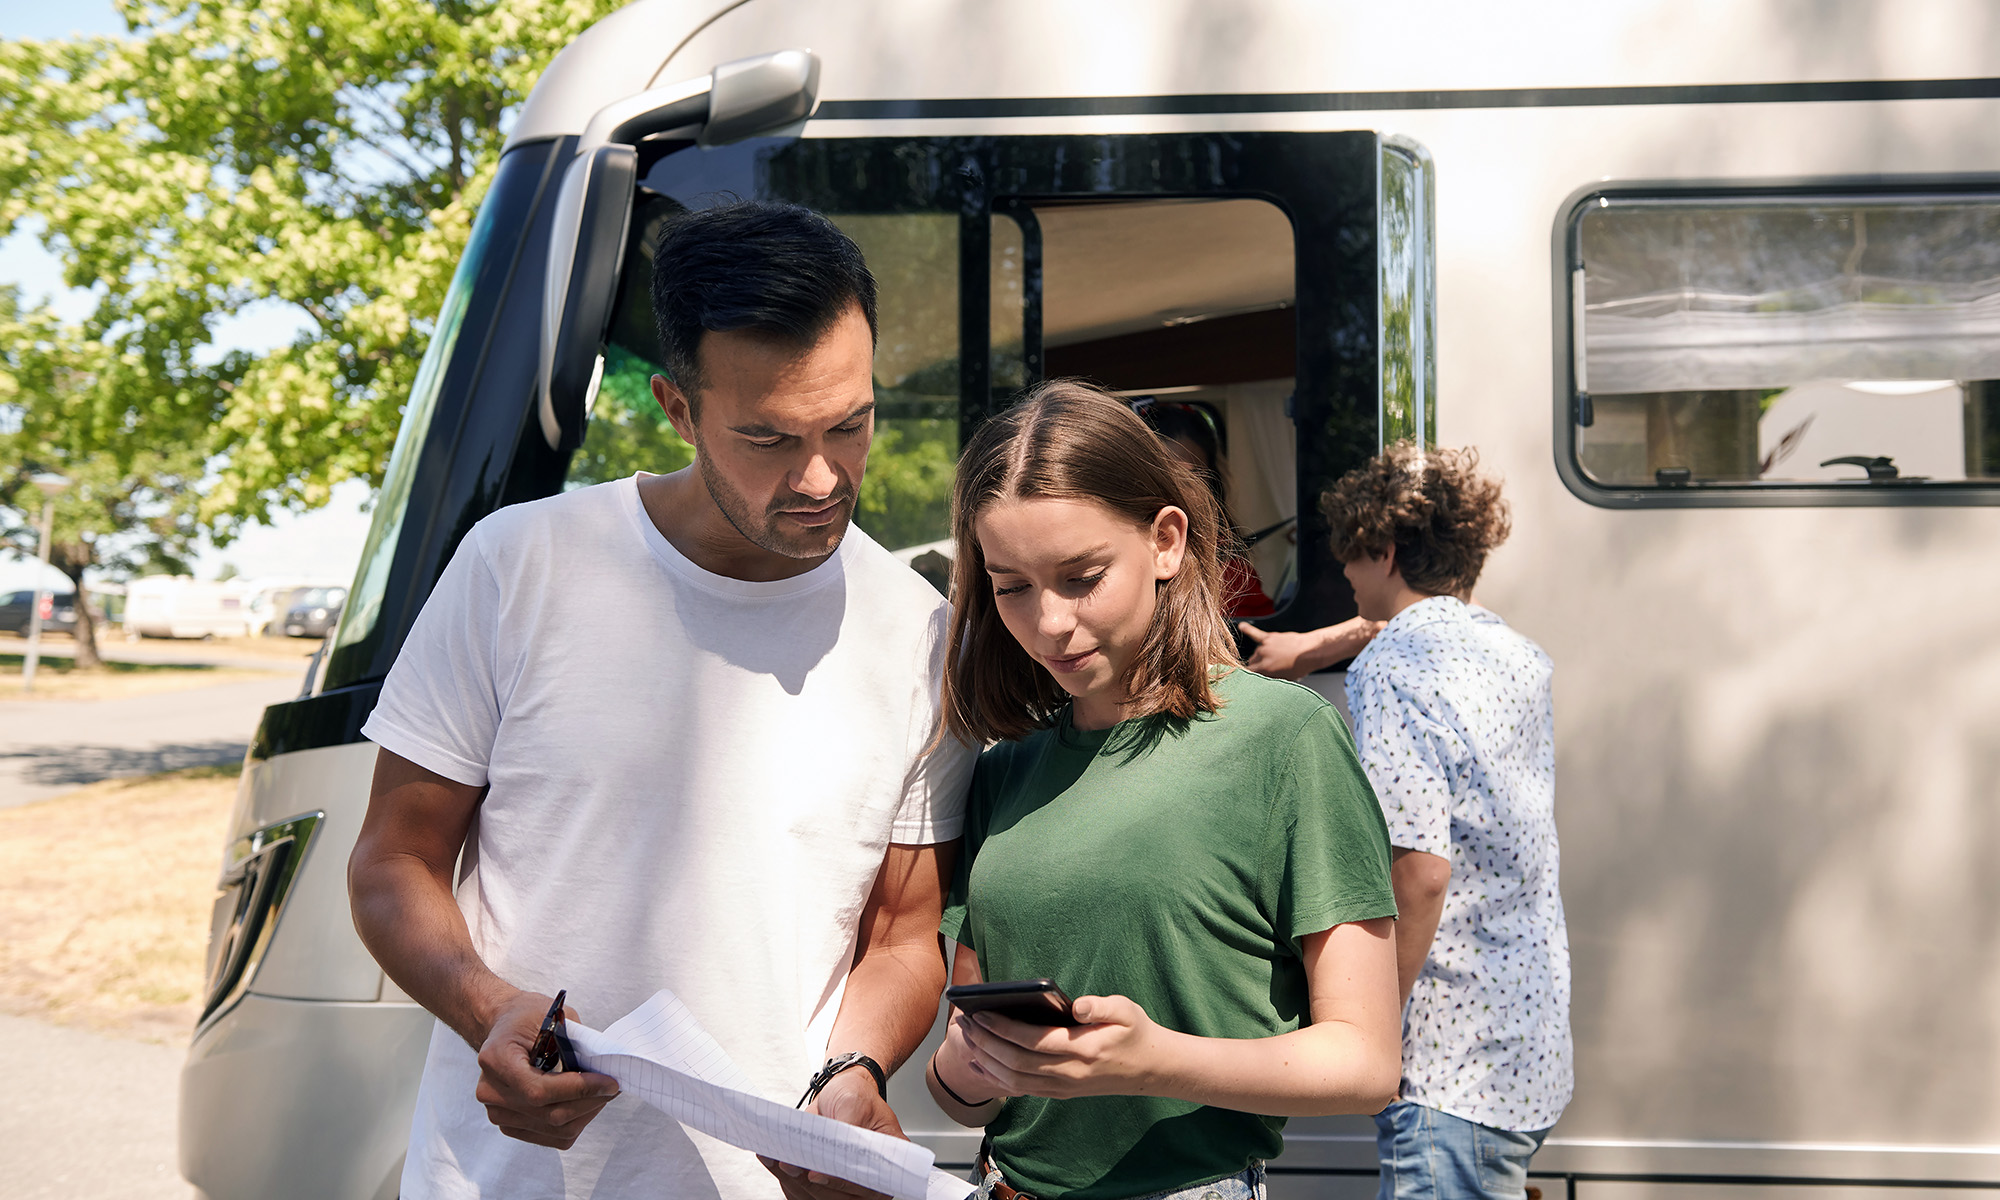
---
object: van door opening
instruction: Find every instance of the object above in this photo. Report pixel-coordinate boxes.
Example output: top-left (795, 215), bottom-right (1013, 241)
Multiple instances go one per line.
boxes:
top-left (557, 130), bottom-right (1420, 640)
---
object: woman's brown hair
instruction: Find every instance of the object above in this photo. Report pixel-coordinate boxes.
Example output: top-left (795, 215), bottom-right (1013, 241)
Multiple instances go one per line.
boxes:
top-left (1321, 442), bottom-right (1511, 597)
top-left (942, 380), bottom-right (1240, 745)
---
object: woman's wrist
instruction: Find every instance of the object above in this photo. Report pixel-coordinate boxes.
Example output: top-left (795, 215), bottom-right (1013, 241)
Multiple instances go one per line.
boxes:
top-left (932, 1041), bottom-right (1003, 1107)
top-left (1128, 1025), bottom-right (1197, 1098)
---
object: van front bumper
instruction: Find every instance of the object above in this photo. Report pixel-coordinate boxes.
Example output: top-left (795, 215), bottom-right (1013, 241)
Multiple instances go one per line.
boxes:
top-left (180, 993), bottom-right (433, 1200)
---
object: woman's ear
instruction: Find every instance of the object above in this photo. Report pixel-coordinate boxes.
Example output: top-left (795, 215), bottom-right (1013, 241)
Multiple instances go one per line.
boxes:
top-left (1151, 506), bottom-right (1190, 581)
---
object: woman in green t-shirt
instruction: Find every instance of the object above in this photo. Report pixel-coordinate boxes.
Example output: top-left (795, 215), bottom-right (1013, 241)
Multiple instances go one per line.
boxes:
top-left (926, 380), bottom-right (1403, 1200)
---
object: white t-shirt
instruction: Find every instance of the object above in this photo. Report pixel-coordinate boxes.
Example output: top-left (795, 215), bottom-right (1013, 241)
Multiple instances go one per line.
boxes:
top-left (361, 474), bottom-right (975, 1200)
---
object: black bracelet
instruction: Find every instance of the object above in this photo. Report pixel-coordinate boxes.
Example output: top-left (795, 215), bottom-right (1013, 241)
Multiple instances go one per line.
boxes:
top-left (930, 1054), bottom-right (998, 1109)
top-left (797, 1052), bottom-right (887, 1108)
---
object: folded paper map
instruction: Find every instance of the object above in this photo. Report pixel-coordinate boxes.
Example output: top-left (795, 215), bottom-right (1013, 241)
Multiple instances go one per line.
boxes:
top-left (568, 989), bottom-right (973, 1200)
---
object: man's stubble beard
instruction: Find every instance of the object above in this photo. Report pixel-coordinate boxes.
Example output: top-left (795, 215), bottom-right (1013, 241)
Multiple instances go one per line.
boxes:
top-left (695, 446), bottom-right (856, 560)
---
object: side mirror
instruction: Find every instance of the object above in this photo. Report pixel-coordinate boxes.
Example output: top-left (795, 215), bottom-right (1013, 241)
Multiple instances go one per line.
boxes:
top-left (537, 49), bottom-right (822, 452)
top-left (538, 144), bottom-right (637, 452)
top-left (701, 49), bottom-right (821, 146)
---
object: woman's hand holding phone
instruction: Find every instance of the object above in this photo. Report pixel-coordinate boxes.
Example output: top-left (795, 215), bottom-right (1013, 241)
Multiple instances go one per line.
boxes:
top-left (955, 993), bottom-right (1170, 1100)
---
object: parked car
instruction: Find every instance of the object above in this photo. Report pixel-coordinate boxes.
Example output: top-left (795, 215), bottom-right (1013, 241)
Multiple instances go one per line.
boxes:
top-left (281, 586), bottom-right (347, 638)
top-left (0, 588), bottom-right (77, 637)
top-left (243, 579), bottom-right (344, 638)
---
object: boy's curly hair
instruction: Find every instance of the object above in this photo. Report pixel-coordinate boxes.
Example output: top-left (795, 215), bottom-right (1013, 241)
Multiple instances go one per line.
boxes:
top-left (1321, 443), bottom-right (1511, 597)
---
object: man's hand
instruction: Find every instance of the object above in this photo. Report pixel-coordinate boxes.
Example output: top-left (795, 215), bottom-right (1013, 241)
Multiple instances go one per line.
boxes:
top-left (759, 1070), bottom-right (906, 1200)
top-left (472, 989), bottom-right (621, 1150)
top-left (1241, 617), bottom-right (1385, 680)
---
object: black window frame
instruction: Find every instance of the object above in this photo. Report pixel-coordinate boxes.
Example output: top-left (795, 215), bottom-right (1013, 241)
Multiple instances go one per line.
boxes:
top-left (635, 130), bottom-right (1388, 634)
top-left (1552, 175), bottom-right (2000, 509)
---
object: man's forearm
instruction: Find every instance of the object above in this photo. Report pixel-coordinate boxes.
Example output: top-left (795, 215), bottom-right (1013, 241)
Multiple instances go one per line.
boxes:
top-left (825, 942), bottom-right (947, 1073)
top-left (351, 852), bottom-right (517, 1049)
top-left (1388, 850), bottom-right (1450, 1007)
top-left (1394, 913), bottom-right (1439, 1007)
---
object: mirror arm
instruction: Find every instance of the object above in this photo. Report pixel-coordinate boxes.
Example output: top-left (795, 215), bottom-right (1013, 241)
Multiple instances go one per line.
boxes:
top-left (580, 74), bottom-right (716, 155)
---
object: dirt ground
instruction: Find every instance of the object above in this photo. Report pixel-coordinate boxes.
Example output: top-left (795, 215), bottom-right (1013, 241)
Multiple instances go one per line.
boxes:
top-left (0, 653), bottom-right (273, 702)
top-left (0, 765), bottom-right (238, 1043)
top-left (109, 632), bottom-right (324, 664)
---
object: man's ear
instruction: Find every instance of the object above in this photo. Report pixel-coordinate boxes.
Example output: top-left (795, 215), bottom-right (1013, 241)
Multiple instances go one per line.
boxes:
top-left (651, 374), bottom-right (698, 447)
top-left (1379, 543), bottom-right (1401, 583)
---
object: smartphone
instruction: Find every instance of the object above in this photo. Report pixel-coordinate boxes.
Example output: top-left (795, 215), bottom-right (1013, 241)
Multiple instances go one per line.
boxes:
top-left (945, 978), bottom-right (1080, 1027)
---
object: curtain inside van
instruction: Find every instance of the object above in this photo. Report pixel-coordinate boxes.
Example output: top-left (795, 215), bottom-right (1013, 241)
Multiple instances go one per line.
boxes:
top-left (1578, 201), bottom-right (2000, 393)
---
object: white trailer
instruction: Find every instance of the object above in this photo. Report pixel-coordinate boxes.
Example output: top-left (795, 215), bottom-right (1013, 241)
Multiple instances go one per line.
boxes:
top-left (124, 575), bottom-right (253, 640)
top-left (180, 4), bottom-right (2000, 1198)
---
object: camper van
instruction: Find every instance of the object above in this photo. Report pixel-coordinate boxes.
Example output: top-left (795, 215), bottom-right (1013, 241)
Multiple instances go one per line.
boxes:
top-left (125, 576), bottom-right (253, 640)
top-left (178, 3), bottom-right (2000, 1198)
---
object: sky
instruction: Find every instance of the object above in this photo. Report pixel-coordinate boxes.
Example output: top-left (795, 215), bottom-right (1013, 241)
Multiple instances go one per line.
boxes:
top-left (0, 0), bottom-right (374, 595)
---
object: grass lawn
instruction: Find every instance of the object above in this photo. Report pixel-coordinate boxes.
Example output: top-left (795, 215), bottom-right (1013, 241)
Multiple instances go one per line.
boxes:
top-left (0, 764), bottom-right (237, 1043)
top-left (114, 633), bottom-right (323, 664)
top-left (0, 652), bottom-right (270, 702)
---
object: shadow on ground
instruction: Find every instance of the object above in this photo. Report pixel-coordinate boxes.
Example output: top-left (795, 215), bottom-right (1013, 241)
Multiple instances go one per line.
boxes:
top-left (0, 740), bottom-right (248, 788)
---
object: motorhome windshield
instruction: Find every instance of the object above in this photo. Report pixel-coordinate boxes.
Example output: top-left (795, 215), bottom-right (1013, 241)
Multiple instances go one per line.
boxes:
top-left (329, 145), bottom-right (554, 671)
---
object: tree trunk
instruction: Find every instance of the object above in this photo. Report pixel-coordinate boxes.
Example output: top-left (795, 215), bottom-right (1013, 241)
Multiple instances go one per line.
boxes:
top-left (53, 552), bottom-right (103, 672)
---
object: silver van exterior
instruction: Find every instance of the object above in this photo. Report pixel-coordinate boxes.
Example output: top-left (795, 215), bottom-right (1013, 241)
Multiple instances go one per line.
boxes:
top-left (180, 3), bottom-right (2000, 1198)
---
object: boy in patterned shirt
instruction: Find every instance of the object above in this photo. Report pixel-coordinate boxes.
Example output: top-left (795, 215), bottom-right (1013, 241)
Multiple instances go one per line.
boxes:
top-left (1326, 445), bottom-right (1572, 1200)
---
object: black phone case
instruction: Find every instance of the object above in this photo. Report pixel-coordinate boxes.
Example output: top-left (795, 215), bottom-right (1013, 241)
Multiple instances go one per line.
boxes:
top-left (946, 979), bottom-right (1081, 1027)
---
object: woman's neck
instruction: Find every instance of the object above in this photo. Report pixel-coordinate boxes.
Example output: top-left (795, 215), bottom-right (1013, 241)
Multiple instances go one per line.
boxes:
top-left (1070, 691), bottom-right (1129, 732)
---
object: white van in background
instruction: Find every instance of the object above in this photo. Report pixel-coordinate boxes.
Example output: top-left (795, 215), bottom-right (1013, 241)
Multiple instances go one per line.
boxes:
top-left (123, 576), bottom-right (253, 640)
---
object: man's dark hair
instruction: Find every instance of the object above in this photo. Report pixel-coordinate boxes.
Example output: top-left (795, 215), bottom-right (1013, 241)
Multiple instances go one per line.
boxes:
top-left (1322, 443), bottom-right (1511, 596)
top-left (650, 201), bottom-right (878, 407)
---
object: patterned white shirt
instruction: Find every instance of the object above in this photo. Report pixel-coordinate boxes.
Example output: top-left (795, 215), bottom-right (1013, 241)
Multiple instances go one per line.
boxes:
top-left (1346, 596), bottom-right (1572, 1132)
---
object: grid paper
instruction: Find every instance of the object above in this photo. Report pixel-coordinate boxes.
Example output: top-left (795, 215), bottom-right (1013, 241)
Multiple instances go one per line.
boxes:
top-left (568, 989), bottom-right (973, 1200)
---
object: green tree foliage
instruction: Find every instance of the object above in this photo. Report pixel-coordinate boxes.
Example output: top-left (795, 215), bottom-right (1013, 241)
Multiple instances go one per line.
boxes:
top-left (0, 287), bottom-right (206, 666)
top-left (0, 0), bottom-right (619, 665)
top-left (855, 413), bottom-right (955, 551)
top-left (567, 348), bottom-right (697, 488)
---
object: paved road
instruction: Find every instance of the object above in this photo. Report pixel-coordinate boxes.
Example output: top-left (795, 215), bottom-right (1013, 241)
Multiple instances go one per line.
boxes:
top-left (0, 674), bottom-right (301, 809)
top-left (0, 1014), bottom-right (194, 1199)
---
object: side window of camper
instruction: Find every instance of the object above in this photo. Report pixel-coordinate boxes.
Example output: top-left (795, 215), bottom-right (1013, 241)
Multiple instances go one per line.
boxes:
top-left (989, 197), bottom-right (1302, 611)
top-left (577, 187), bottom-right (1306, 607)
top-left (1561, 189), bottom-right (2000, 504)
top-left (560, 131), bottom-right (1401, 629)
top-left (566, 161), bottom-right (971, 586)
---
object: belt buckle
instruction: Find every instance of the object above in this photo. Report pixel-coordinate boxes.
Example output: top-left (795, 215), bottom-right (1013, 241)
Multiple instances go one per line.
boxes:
top-left (977, 1154), bottom-right (1040, 1200)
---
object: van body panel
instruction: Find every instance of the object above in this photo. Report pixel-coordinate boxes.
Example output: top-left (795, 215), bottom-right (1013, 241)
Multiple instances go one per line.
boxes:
top-left (501, 0), bottom-right (736, 152)
top-left (179, 994), bottom-right (431, 1200)
top-left (661, 0), bottom-right (2000, 104)
top-left (673, 4), bottom-right (2000, 1158)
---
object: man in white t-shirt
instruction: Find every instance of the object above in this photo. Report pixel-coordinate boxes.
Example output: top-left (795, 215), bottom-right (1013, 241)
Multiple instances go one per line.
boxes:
top-left (348, 201), bottom-right (977, 1200)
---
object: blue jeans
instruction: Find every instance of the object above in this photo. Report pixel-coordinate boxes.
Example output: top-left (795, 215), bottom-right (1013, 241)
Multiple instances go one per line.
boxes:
top-left (969, 1160), bottom-right (1265, 1200)
top-left (1374, 1101), bottom-right (1549, 1200)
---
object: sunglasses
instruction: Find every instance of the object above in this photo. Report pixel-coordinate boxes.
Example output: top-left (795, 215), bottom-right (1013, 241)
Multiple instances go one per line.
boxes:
top-left (529, 989), bottom-right (581, 1074)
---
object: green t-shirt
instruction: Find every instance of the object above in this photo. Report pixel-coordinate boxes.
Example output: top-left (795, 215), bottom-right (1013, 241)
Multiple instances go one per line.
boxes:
top-left (939, 669), bottom-right (1397, 1200)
